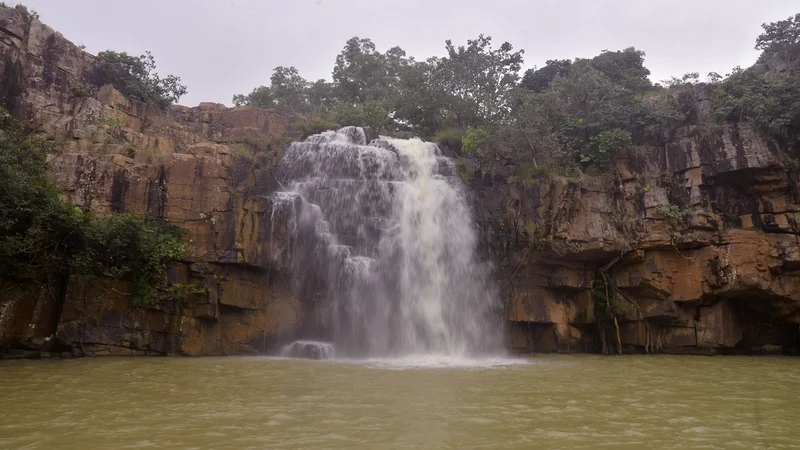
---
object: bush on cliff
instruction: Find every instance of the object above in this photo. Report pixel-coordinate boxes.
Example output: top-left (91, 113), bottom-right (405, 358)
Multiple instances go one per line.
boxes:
top-left (91, 50), bottom-right (187, 108)
top-left (711, 14), bottom-right (800, 140)
top-left (0, 109), bottom-right (185, 305)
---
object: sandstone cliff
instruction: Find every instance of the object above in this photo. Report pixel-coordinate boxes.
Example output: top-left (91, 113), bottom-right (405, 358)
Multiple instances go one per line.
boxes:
top-left (469, 86), bottom-right (800, 355)
top-left (0, 5), bottom-right (798, 358)
top-left (0, 5), bottom-right (305, 357)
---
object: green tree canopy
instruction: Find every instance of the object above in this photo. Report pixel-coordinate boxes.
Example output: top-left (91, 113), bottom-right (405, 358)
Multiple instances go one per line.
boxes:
top-left (90, 51), bottom-right (187, 108)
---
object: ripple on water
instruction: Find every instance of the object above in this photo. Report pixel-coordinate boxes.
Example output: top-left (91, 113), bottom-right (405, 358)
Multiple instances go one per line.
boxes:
top-left (1, 354), bottom-right (797, 449)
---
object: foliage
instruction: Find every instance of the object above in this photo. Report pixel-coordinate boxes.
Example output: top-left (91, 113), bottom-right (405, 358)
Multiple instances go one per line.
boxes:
top-left (755, 13), bottom-right (800, 64)
top-left (661, 72), bottom-right (700, 87)
top-left (158, 283), bottom-right (206, 304)
top-left (91, 50), bottom-right (187, 108)
top-left (583, 129), bottom-right (633, 165)
top-left (521, 59), bottom-right (572, 93)
top-left (70, 82), bottom-right (92, 98)
top-left (332, 37), bottom-right (399, 104)
top-left (461, 126), bottom-right (489, 155)
top-left (512, 164), bottom-right (580, 188)
top-left (233, 85), bottom-right (273, 108)
top-left (515, 164), bottom-right (558, 188)
top-left (709, 14), bottom-right (800, 141)
top-left (0, 108), bottom-right (185, 306)
top-left (432, 127), bottom-right (465, 149)
top-left (234, 34), bottom-right (525, 137)
top-left (298, 116), bottom-right (339, 138)
top-left (326, 100), bottom-right (390, 131)
top-left (231, 13), bottom-right (800, 173)
top-left (454, 157), bottom-right (472, 182)
top-left (428, 35), bottom-right (525, 126)
top-left (655, 203), bottom-right (686, 223)
top-left (99, 114), bottom-right (123, 128)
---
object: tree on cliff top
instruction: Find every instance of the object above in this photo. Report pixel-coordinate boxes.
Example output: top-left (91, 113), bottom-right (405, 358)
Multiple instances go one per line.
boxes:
top-left (429, 35), bottom-right (524, 127)
top-left (712, 13), bottom-right (800, 139)
top-left (756, 13), bottom-right (800, 66)
top-left (90, 50), bottom-right (187, 108)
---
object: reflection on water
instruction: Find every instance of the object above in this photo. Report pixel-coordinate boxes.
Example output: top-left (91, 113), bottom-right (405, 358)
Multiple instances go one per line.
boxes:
top-left (1, 355), bottom-right (798, 449)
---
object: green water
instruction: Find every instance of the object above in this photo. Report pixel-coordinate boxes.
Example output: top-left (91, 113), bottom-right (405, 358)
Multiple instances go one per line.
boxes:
top-left (1, 355), bottom-right (798, 449)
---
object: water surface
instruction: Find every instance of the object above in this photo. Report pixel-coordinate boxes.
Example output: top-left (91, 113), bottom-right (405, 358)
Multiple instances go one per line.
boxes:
top-left (1, 355), bottom-right (798, 449)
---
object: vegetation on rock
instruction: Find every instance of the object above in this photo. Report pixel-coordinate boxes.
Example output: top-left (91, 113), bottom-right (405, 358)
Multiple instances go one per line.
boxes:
top-left (91, 50), bottom-right (187, 108)
top-left (0, 109), bottom-right (185, 305)
top-left (234, 13), bottom-right (800, 180)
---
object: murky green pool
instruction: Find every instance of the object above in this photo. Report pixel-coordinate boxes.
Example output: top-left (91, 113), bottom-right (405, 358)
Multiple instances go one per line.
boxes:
top-left (1, 355), bottom-right (798, 449)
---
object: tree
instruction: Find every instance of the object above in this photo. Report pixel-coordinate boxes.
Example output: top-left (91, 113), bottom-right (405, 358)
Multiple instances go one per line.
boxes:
top-left (269, 66), bottom-right (311, 113)
top-left (521, 59), bottom-right (572, 93)
top-left (332, 37), bottom-right (392, 103)
top-left (429, 35), bottom-right (525, 126)
top-left (232, 67), bottom-right (334, 114)
top-left (755, 13), bottom-right (800, 65)
top-left (588, 47), bottom-right (651, 93)
top-left (307, 79), bottom-right (336, 113)
top-left (90, 50), bottom-right (187, 108)
top-left (232, 85), bottom-right (274, 108)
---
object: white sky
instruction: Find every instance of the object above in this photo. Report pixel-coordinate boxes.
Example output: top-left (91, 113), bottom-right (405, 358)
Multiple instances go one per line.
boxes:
top-left (20, 0), bottom-right (800, 106)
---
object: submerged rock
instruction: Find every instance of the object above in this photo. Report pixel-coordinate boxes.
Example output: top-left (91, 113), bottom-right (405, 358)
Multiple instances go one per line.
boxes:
top-left (280, 340), bottom-right (335, 360)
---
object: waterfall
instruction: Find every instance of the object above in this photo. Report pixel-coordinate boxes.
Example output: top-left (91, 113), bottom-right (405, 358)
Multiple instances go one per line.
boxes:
top-left (272, 127), bottom-right (501, 358)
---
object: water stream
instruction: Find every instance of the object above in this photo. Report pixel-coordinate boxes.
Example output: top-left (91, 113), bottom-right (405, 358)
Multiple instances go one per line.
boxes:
top-left (271, 127), bottom-right (500, 358)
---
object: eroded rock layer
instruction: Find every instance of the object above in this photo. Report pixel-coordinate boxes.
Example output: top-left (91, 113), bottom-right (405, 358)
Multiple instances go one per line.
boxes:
top-left (0, 4), bottom-right (798, 357)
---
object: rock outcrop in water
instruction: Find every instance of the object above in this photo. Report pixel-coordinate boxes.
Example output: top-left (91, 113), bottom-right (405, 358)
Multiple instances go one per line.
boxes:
top-left (0, 5), bottom-right (797, 358)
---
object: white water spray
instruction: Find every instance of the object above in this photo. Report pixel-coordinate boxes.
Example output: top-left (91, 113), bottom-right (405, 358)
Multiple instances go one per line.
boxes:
top-left (273, 127), bottom-right (502, 358)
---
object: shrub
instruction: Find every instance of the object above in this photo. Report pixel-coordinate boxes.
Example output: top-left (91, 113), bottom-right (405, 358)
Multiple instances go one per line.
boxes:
top-left (515, 164), bottom-right (556, 187)
top-left (655, 203), bottom-right (686, 224)
top-left (454, 157), bottom-right (472, 181)
top-left (90, 50), bottom-right (187, 108)
top-left (582, 128), bottom-right (632, 165)
top-left (461, 126), bottom-right (489, 155)
top-left (70, 83), bottom-right (92, 98)
top-left (325, 101), bottom-right (390, 131)
top-left (432, 127), bottom-right (465, 149)
top-left (299, 116), bottom-right (339, 138)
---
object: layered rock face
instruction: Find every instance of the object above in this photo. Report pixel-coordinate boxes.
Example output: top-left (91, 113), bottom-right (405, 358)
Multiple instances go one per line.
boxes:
top-left (471, 89), bottom-right (800, 355)
top-left (0, 5), bottom-right (797, 358)
top-left (0, 5), bottom-right (305, 357)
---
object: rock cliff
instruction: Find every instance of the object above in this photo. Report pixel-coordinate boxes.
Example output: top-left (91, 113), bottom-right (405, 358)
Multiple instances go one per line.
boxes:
top-left (0, 5), bottom-right (798, 357)
top-left (0, 5), bottom-right (305, 357)
top-left (469, 86), bottom-right (800, 355)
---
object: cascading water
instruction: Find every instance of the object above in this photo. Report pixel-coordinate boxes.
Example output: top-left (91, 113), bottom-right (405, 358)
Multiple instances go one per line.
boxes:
top-left (272, 127), bottom-right (502, 358)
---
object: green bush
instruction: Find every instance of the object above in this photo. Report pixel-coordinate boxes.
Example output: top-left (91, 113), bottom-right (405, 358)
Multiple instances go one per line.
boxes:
top-left (299, 116), bottom-right (339, 138)
top-left (90, 50), bottom-right (187, 108)
top-left (70, 83), bottom-right (92, 98)
top-left (454, 157), bottom-right (472, 182)
top-left (655, 203), bottom-right (686, 224)
top-left (515, 164), bottom-right (557, 187)
top-left (461, 126), bottom-right (489, 154)
top-left (325, 101), bottom-right (390, 131)
top-left (432, 127), bottom-right (465, 149)
top-left (582, 129), bottom-right (632, 165)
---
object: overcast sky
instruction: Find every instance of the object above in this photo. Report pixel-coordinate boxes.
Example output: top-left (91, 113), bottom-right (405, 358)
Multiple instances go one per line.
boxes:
top-left (20, 0), bottom-right (800, 107)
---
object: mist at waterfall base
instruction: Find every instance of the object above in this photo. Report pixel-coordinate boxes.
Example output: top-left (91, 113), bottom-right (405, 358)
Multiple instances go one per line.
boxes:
top-left (270, 127), bottom-right (509, 366)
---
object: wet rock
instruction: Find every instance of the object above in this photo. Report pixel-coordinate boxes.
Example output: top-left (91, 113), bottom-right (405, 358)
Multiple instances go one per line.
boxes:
top-left (280, 340), bottom-right (335, 359)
